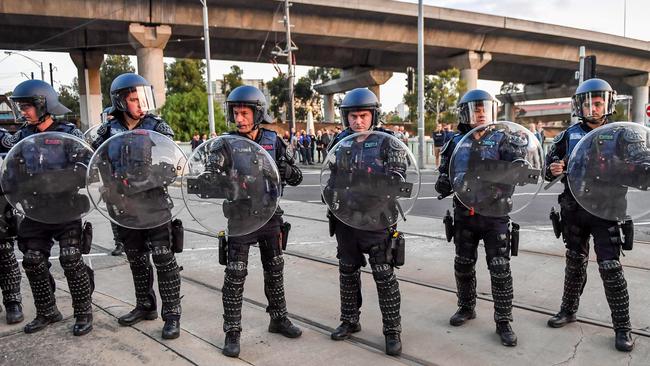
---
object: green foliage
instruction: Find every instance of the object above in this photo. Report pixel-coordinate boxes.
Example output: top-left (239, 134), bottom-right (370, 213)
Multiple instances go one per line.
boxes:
top-left (294, 76), bottom-right (313, 103)
top-left (266, 75), bottom-right (289, 120)
top-left (160, 89), bottom-right (227, 141)
top-left (165, 59), bottom-right (205, 95)
top-left (58, 78), bottom-right (80, 116)
top-left (221, 65), bottom-right (244, 98)
top-left (100, 55), bottom-right (135, 107)
top-left (306, 67), bottom-right (340, 84)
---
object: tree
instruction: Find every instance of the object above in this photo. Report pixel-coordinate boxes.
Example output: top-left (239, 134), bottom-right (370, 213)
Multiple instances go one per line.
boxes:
top-left (160, 89), bottom-right (227, 141)
top-left (165, 59), bottom-right (205, 95)
top-left (58, 78), bottom-right (80, 116)
top-left (100, 55), bottom-right (135, 107)
top-left (306, 67), bottom-right (340, 84)
top-left (221, 65), bottom-right (243, 98)
top-left (266, 75), bottom-right (289, 121)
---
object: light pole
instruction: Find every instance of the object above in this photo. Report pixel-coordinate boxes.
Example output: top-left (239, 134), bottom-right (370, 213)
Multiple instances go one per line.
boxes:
top-left (417, 0), bottom-right (425, 169)
top-left (199, 0), bottom-right (216, 136)
top-left (4, 51), bottom-right (45, 81)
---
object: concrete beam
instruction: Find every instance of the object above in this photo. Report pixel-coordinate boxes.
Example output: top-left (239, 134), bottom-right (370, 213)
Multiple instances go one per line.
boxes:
top-left (625, 73), bottom-right (650, 123)
top-left (70, 51), bottom-right (104, 131)
top-left (313, 68), bottom-right (393, 95)
top-left (449, 51), bottom-right (491, 90)
top-left (128, 24), bottom-right (171, 108)
top-left (496, 84), bottom-right (576, 103)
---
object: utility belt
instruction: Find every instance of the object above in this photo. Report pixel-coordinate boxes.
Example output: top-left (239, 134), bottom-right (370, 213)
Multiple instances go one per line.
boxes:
top-left (443, 209), bottom-right (519, 256)
top-left (550, 205), bottom-right (633, 251)
top-left (218, 221), bottom-right (291, 265)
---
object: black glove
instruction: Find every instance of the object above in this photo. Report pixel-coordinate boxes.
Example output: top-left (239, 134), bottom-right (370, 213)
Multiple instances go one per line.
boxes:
top-left (278, 160), bottom-right (290, 180)
top-left (435, 173), bottom-right (453, 196)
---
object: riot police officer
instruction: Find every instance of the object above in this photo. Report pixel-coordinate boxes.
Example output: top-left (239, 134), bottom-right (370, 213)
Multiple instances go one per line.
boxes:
top-left (0, 127), bottom-right (23, 325)
top-left (219, 85), bottom-right (303, 358)
top-left (8, 80), bottom-right (94, 335)
top-left (92, 73), bottom-right (182, 339)
top-left (326, 88), bottom-right (406, 356)
top-left (545, 78), bottom-right (634, 351)
top-left (434, 89), bottom-right (519, 347)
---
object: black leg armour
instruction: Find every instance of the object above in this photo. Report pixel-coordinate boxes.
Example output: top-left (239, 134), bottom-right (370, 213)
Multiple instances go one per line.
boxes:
top-left (454, 255), bottom-right (477, 310)
top-left (262, 254), bottom-right (288, 320)
top-left (125, 247), bottom-right (156, 310)
top-left (22, 250), bottom-right (57, 317)
top-left (0, 241), bottom-right (21, 305)
top-left (222, 259), bottom-right (247, 333)
top-left (151, 245), bottom-right (181, 320)
top-left (560, 250), bottom-right (588, 314)
top-left (599, 260), bottom-right (631, 331)
top-left (371, 263), bottom-right (401, 335)
top-left (339, 261), bottom-right (362, 324)
top-left (59, 247), bottom-right (93, 316)
top-left (489, 257), bottom-right (513, 323)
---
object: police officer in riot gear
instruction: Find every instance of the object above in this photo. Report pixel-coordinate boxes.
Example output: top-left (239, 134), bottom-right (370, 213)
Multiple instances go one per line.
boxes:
top-left (326, 88), bottom-right (406, 356)
top-left (435, 89), bottom-right (519, 347)
top-left (545, 78), bottom-right (634, 352)
top-left (8, 79), bottom-right (94, 335)
top-left (0, 128), bottom-right (23, 325)
top-left (216, 85), bottom-right (303, 358)
top-left (92, 73), bottom-right (182, 339)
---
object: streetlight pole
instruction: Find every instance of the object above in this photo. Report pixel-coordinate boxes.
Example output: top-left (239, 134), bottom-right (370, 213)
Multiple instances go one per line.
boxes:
top-left (417, 0), bottom-right (425, 169)
top-left (200, 0), bottom-right (216, 136)
top-left (4, 51), bottom-right (45, 81)
top-left (284, 0), bottom-right (296, 135)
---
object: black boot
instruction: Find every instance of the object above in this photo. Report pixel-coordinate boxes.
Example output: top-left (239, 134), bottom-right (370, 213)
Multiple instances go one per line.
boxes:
top-left (496, 321), bottom-right (517, 347)
top-left (162, 317), bottom-right (180, 339)
top-left (268, 317), bottom-right (302, 338)
top-left (118, 307), bottom-right (158, 326)
top-left (5, 302), bottom-right (24, 324)
top-left (385, 333), bottom-right (402, 356)
top-left (222, 331), bottom-right (241, 358)
top-left (73, 314), bottom-right (93, 336)
top-left (615, 329), bottom-right (634, 352)
top-left (330, 321), bottom-right (362, 340)
top-left (449, 307), bottom-right (476, 326)
top-left (547, 310), bottom-right (577, 328)
top-left (24, 309), bottom-right (63, 334)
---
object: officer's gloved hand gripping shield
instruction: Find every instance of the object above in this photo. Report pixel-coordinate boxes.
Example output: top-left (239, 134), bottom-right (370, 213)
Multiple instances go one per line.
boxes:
top-left (0, 132), bottom-right (94, 223)
top-left (321, 131), bottom-right (420, 231)
top-left (181, 135), bottom-right (281, 236)
top-left (450, 121), bottom-right (544, 217)
top-left (568, 122), bottom-right (650, 222)
top-left (87, 130), bottom-right (187, 229)
top-left (83, 124), bottom-right (101, 146)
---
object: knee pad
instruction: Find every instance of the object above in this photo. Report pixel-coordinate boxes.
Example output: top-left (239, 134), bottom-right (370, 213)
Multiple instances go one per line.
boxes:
top-left (225, 261), bottom-right (248, 279)
top-left (371, 263), bottom-right (394, 281)
top-left (598, 259), bottom-right (622, 274)
top-left (58, 227), bottom-right (82, 248)
top-left (263, 255), bottom-right (284, 273)
top-left (454, 255), bottom-right (476, 274)
top-left (488, 256), bottom-right (510, 274)
top-left (59, 246), bottom-right (83, 271)
top-left (22, 249), bottom-right (46, 270)
top-left (339, 261), bottom-right (360, 275)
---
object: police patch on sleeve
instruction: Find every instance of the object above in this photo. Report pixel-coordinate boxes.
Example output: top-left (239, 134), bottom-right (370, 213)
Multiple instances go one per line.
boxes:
top-left (552, 130), bottom-right (566, 143)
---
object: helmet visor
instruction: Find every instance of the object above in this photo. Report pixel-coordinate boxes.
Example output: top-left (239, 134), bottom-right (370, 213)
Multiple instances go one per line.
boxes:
top-left (117, 85), bottom-right (156, 113)
top-left (466, 100), bottom-right (497, 126)
top-left (573, 91), bottom-right (615, 120)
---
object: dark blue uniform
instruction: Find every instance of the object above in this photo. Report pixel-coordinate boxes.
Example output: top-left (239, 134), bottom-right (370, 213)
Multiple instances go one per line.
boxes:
top-left (93, 114), bottom-right (182, 322)
top-left (0, 128), bottom-right (22, 318)
top-left (220, 128), bottom-right (302, 334)
top-left (436, 127), bottom-right (525, 324)
top-left (11, 121), bottom-right (94, 325)
top-left (326, 127), bottom-right (406, 336)
top-left (545, 121), bottom-right (635, 332)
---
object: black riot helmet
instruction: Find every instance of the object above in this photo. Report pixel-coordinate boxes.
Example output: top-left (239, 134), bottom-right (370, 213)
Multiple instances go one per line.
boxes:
top-left (340, 88), bottom-right (381, 128)
top-left (457, 89), bottom-right (497, 130)
top-left (110, 73), bottom-right (156, 117)
top-left (571, 78), bottom-right (616, 122)
top-left (226, 85), bottom-right (272, 127)
top-left (9, 79), bottom-right (71, 122)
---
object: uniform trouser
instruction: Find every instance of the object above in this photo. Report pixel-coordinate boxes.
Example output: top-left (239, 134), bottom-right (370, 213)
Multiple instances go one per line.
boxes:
top-left (453, 211), bottom-right (513, 323)
top-left (559, 204), bottom-right (631, 330)
top-left (115, 222), bottom-right (181, 320)
top-left (18, 218), bottom-right (94, 317)
top-left (0, 239), bottom-right (21, 306)
top-left (334, 223), bottom-right (401, 335)
top-left (222, 215), bottom-right (288, 333)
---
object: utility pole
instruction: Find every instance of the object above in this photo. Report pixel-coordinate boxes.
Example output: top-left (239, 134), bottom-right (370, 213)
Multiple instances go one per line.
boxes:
top-left (284, 0), bottom-right (296, 135)
top-left (417, 0), bottom-right (425, 169)
top-left (200, 0), bottom-right (216, 136)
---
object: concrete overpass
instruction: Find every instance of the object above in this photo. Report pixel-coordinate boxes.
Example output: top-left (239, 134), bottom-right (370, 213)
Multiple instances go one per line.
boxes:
top-left (1, 0), bottom-right (649, 127)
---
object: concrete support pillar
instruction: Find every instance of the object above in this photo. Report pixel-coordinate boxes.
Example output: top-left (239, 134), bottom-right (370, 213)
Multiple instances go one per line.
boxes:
top-left (128, 24), bottom-right (171, 108)
top-left (70, 51), bottom-right (104, 131)
top-left (323, 94), bottom-right (335, 123)
top-left (625, 73), bottom-right (650, 123)
top-left (369, 85), bottom-right (381, 101)
top-left (504, 102), bottom-right (514, 122)
top-left (449, 51), bottom-right (491, 91)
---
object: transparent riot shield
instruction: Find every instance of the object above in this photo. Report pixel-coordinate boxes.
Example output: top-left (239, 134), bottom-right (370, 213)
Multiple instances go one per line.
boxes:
top-left (320, 131), bottom-right (420, 231)
top-left (568, 122), bottom-right (650, 222)
top-left (87, 130), bottom-right (187, 229)
top-left (450, 121), bottom-right (544, 217)
top-left (181, 135), bottom-right (281, 236)
top-left (0, 132), bottom-right (94, 223)
top-left (83, 124), bottom-right (101, 146)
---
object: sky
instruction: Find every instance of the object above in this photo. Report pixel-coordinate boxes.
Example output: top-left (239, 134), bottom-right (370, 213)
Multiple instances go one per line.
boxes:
top-left (0, 0), bottom-right (647, 112)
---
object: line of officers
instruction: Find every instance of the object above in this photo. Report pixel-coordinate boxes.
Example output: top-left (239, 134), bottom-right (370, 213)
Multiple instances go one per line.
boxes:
top-left (0, 73), bottom-right (639, 359)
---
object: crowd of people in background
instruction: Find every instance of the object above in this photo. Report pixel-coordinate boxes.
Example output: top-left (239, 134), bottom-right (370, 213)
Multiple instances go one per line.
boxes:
top-left (190, 131), bottom-right (219, 151)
